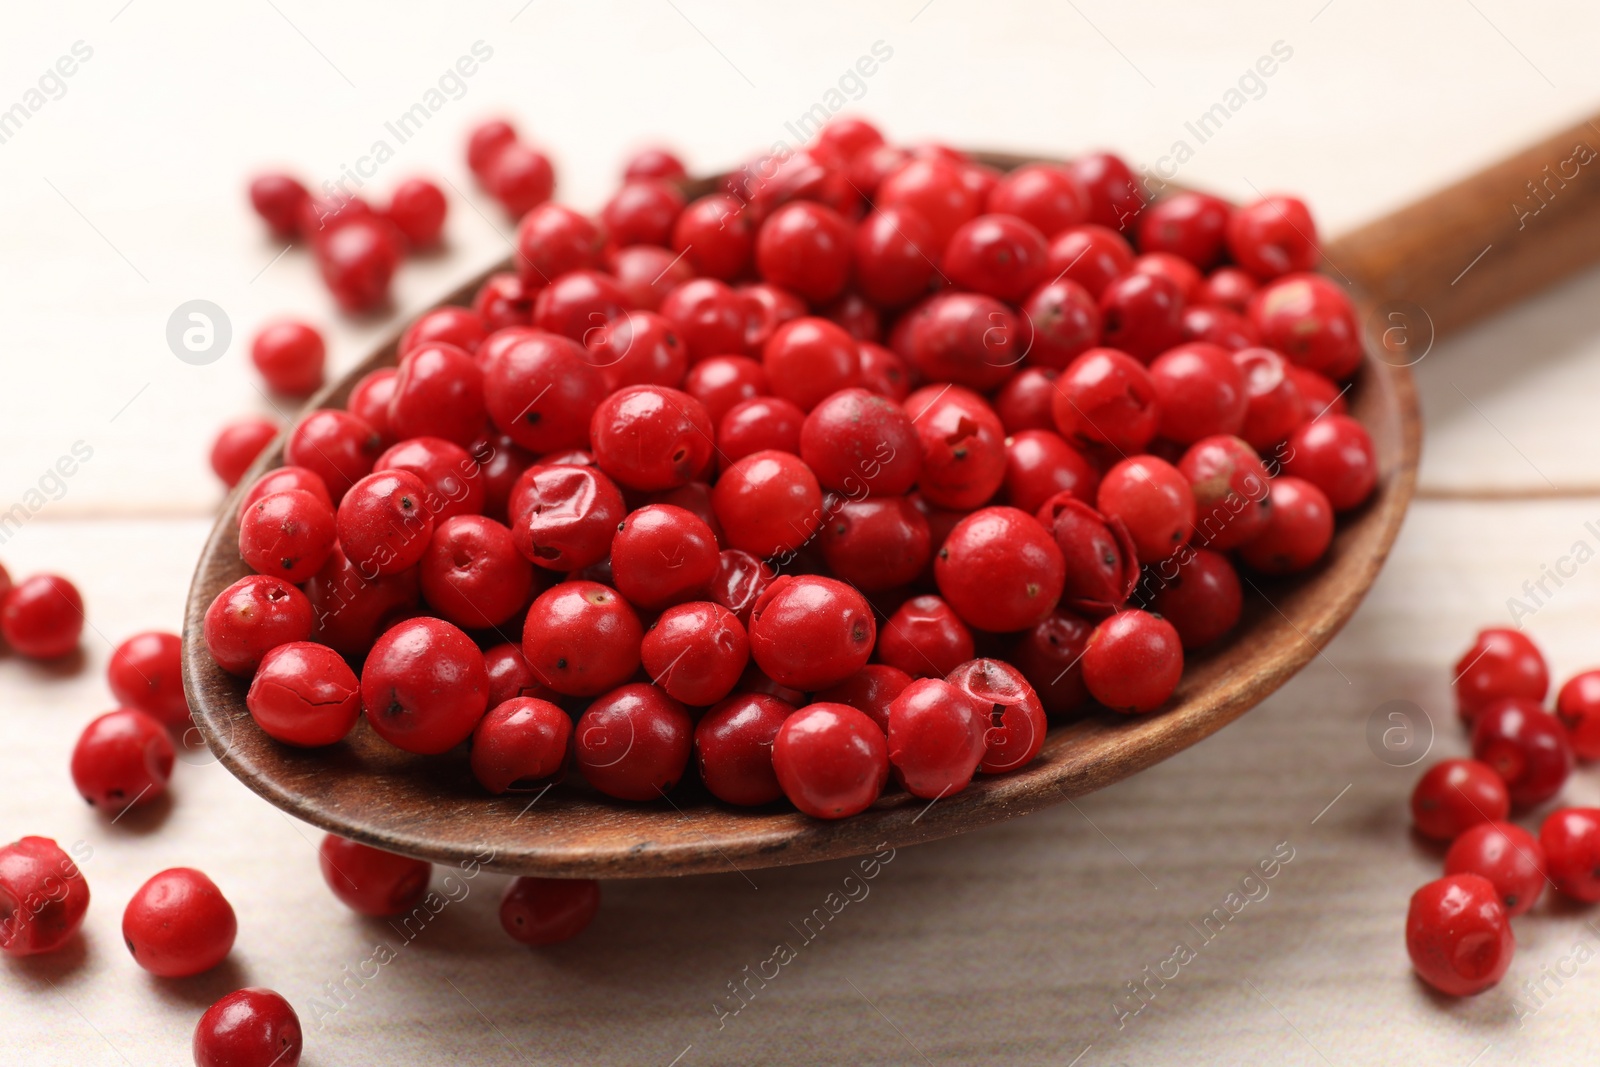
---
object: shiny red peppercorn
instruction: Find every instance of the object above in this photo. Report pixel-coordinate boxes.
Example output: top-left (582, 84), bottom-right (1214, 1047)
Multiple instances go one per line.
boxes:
top-left (389, 342), bottom-right (486, 447)
top-left (1231, 346), bottom-right (1303, 450)
top-left (1247, 273), bottom-right (1362, 380)
top-left (362, 618), bottom-right (489, 755)
top-left (1146, 548), bottom-right (1242, 649)
top-left (755, 200), bottom-right (852, 304)
top-left (623, 145), bottom-right (687, 181)
top-left (693, 692), bottom-right (793, 806)
top-left (193, 987), bottom-right (303, 1067)
top-left (772, 703), bottom-right (889, 819)
top-left (712, 450), bottom-right (824, 559)
top-left (718, 396), bottom-right (805, 465)
top-left (384, 176), bottom-right (447, 248)
top-left (574, 682), bottom-right (692, 801)
top-left (1148, 342), bottom-right (1248, 444)
top-left (500, 877), bottom-right (600, 945)
top-left (1236, 476), bottom-right (1334, 575)
top-left (1097, 456), bottom-right (1195, 564)
top-left (522, 581), bottom-right (642, 698)
top-left (0, 573), bottom-right (82, 660)
top-left (640, 602), bottom-right (749, 707)
top-left (0, 836), bottom-right (90, 956)
top-left (1540, 807), bottom-right (1600, 901)
top-left (471, 697), bottom-right (571, 794)
top-left (1444, 821), bottom-right (1545, 917)
top-left (484, 332), bottom-right (608, 453)
top-left (1010, 609), bottom-right (1094, 717)
top-left (584, 310), bottom-right (689, 392)
top-left (1411, 758), bottom-right (1511, 842)
top-left (1038, 495), bottom-right (1138, 616)
top-left (508, 463), bottom-right (625, 573)
top-left (819, 497), bottom-right (931, 592)
top-left (611, 505), bottom-right (719, 611)
top-left (877, 596), bottom-right (975, 681)
top-left (876, 156), bottom-right (981, 249)
top-left (1003, 431), bottom-right (1097, 516)
top-left (685, 355), bottom-right (767, 427)
top-left (211, 416), bottom-right (279, 489)
top-left (249, 173), bottom-right (310, 239)
top-left (590, 385), bottom-right (715, 492)
top-left (1046, 224), bottom-right (1135, 298)
top-left (897, 291), bottom-right (1020, 392)
top-left (1454, 628), bottom-right (1549, 723)
top-left (1067, 152), bottom-right (1146, 232)
top-left (246, 641), bottom-right (361, 747)
top-left (123, 867), bottom-right (237, 977)
top-left (906, 385), bottom-right (1008, 511)
top-left (70, 708), bottom-right (174, 811)
top-left (853, 207), bottom-right (937, 308)
top-left (601, 179), bottom-right (685, 248)
top-left (315, 215), bottom-right (401, 312)
top-left (531, 269), bottom-right (630, 342)
top-left (486, 141), bottom-right (556, 216)
top-left (335, 470), bottom-right (433, 578)
top-left (1179, 435), bottom-right (1271, 550)
top-left (748, 575), bottom-right (875, 691)
top-left (1018, 278), bottom-right (1100, 372)
top-left (996, 368), bottom-right (1061, 434)
top-left (107, 631), bottom-right (188, 729)
top-left (815, 665), bottom-right (913, 733)
top-left (1471, 698), bottom-right (1572, 808)
top-left (1050, 348), bottom-right (1159, 453)
top-left (1283, 413), bottom-right (1378, 511)
top-left (611, 245), bottom-right (695, 312)
top-left (1405, 873), bottom-right (1513, 997)
top-left (886, 677), bottom-right (987, 799)
top-left (708, 549), bottom-right (774, 626)
top-left (1082, 610), bottom-right (1183, 714)
top-left (238, 488), bottom-right (336, 584)
top-left (250, 320), bottom-right (325, 398)
top-left (1138, 191), bottom-right (1232, 269)
top-left (1556, 670), bottom-right (1600, 760)
top-left (1227, 196), bottom-right (1319, 279)
top-left (375, 436), bottom-right (486, 522)
top-left (515, 202), bottom-right (605, 284)
top-left (943, 214), bottom-right (1049, 303)
top-left (672, 193), bottom-right (755, 281)
top-left (762, 317), bottom-right (862, 412)
top-left (947, 657), bottom-right (1048, 773)
top-left (203, 574), bottom-right (313, 675)
top-left (303, 546), bottom-right (420, 658)
top-left (986, 163), bottom-right (1088, 237)
top-left (799, 388), bottom-right (921, 497)
top-left (318, 834), bottom-right (431, 917)
top-left (418, 515), bottom-right (536, 629)
top-left (1098, 271), bottom-right (1183, 363)
top-left (400, 307), bottom-right (487, 358)
top-left (935, 506), bottom-right (1064, 633)
top-left (240, 466), bottom-right (334, 522)
top-left (286, 409), bottom-right (382, 503)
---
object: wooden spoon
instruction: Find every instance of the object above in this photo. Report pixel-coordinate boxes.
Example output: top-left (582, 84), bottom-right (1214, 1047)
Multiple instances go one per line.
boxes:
top-left (183, 117), bottom-right (1600, 878)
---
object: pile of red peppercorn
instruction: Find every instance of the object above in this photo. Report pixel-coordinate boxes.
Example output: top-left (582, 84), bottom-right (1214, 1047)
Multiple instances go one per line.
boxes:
top-left (206, 115), bottom-right (1380, 827)
top-left (248, 172), bottom-right (450, 312)
top-left (1406, 627), bottom-right (1600, 996)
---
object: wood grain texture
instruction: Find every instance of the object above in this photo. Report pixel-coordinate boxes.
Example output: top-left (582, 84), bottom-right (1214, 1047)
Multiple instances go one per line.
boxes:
top-left (1329, 112), bottom-right (1600, 341)
top-left (180, 156), bottom-right (1422, 880)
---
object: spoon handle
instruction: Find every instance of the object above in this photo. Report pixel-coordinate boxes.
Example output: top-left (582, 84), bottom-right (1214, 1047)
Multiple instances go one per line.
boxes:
top-left (1328, 113), bottom-right (1600, 341)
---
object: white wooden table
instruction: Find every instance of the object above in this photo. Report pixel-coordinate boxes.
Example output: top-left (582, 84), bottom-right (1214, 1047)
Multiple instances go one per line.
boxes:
top-left (5, 2), bottom-right (1600, 1063)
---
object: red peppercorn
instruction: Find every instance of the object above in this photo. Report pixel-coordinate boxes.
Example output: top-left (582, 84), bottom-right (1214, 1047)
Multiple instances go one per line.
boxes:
top-left (302, 546), bottom-right (420, 658)
top-left (375, 436), bottom-right (486, 522)
top-left (71, 707), bottom-right (175, 810)
top-left (583, 309), bottom-right (689, 393)
top-left (1046, 225), bottom-right (1135, 299)
top-left (1050, 348), bottom-right (1159, 453)
top-left (107, 631), bottom-right (188, 729)
top-left (1038, 495), bottom-right (1138, 616)
top-left (1247, 273), bottom-right (1362, 380)
top-left (362, 618), bottom-right (489, 755)
top-left (1471, 698), bottom-right (1572, 808)
top-left (1097, 456), bottom-right (1195, 564)
top-left (487, 142), bottom-right (556, 216)
top-left (762, 317), bottom-right (862, 412)
top-left (693, 692), bottom-right (792, 806)
top-left (748, 575), bottom-right (875, 691)
top-left (1231, 347), bottom-right (1304, 450)
top-left (468, 432), bottom-right (533, 525)
top-left (815, 665), bottom-right (913, 733)
top-left (203, 574), bottom-right (314, 675)
top-left (995, 368), bottom-right (1060, 434)
top-left (878, 597), bottom-right (974, 681)
top-left (716, 396), bottom-right (803, 464)
top-left (500, 877), bottom-right (600, 945)
top-left (1287, 365), bottom-right (1347, 420)
top-left (906, 384), bottom-right (1008, 511)
top-left (685, 356), bottom-right (767, 427)
top-left (986, 163), bottom-right (1088, 237)
top-left (1146, 548), bottom-right (1242, 649)
top-left (240, 466), bottom-right (334, 520)
top-left (0, 836), bottom-right (90, 957)
top-left (754, 200), bottom-right (852, 304)
top-left (471, 697), bottom-right (571, 794)
top-left (483, 332), bottom-right (607, 454)
top-left (1556, 670), bottom-right (1600, 760)
top-left (1098, 271), bottom-right (1184, 363)
top-left (712, 450), bottom-right (824, 558)
top-left (474, 273), bottom-right (536, 332)
top-left (1018, 278), bottom-right (1100, 371)
top-left (1138, 191), bottom-right (1232, 269)
top-left (853, 207), bottom-right (937, 308)
top-left (483, 642), bottom-right (557, 708)
top-left (1010, 609), bottom-right (1094, 717)
top-left (1283, 413), bottom-right (1378, 511)
top-left (384, 176), bottom-right (447, 248)
top-left (858, 341), bottom-right (913, 402)
top-left (315, 216), bottom-right (401, 312)
top-left (1003, 431), bottom-right (1097, 517)
top-left (388, 342), bottom-right (486, 447)
top-left (318, 834), bottom-right (431, 917)
top-left (507, 463), bottom-right (624, 573)
top-left (466, 118), bottom-right (519, 177)
top-left (400, 307), bottom-right (487, 358)
top-left (1454, 628), bottom-right (1549, 723)
top-left (1405, 873), bottom-right (1513, 996)
top-left (522, 581), bottom-right (642, 697)
top-left (799, 388), bottom-right (921, 497)
top-left (876, 156), bottom-right (981, 249)
top-left (574, 682), bottom-right (692, 801)
top-left (611, 245), bottom-right (695, 312)
top-left (1148, 342), bottom-right (1248, 444)
top-left (1, 573), bottom-right (84, 660)
top-left (819, 497), bottom-right (931, 592)
top-left (1134, 251), bottom-right (1202, 302)
top-left (123, 867), bottom-right (237, 977)
top-left (239, 488), bottom-right (338, 584)
top-left (418, 515), bottom-right (536, 630)
top-left (1444, 821), bottom-right (1545, 917)
top-left (531, 269), bottom-right (630, 343)
top-left (1540, 807), bottom-right (1600, 901)
top-left (1179, 435), bottom-right (1271, 550)
top-left (942, 214), bottom-right (1049, 303)
top-left (611, 505), bottom-right (719, 611)
top-left (248, 173), bottom-right (310, 240)
top-left (623, 145), bottom-right (687, 182)
top-left (708, 549), bottom-right (774, 627)
top-left (1066, 152), bottom-right (1146, 232)
top-left (739, 281), bottom-right (806, 350)
top-left (335, 471), bottom-right (433, 578)
top-left (1410, 758), bottom-right (1511, 842)
top-left (516, 203), bottom-right (605, 284)
top-left (285, 409), bottom-right (382, 503)
top-left (590, 385), bottom-right (715, 492)
top-left (897, 291), bottom-right (1020, 392)
top-left (600, 179), bottom-right (685, 248)
top-left (1227, 196), bottom-right (1319, 279)
top-left (772, 703), bottom-right (889, 819)
top-left (1181, 304), bottom-right (1259, 351)
top-left (935, 506), bottom-right (1064, 633)
top-left (659, 277), bottom-right (757, 361)
top-left (1236, 476), bottom-right (1334, 575)
top-left (245, 642), bottom-right (361, 748)
top-left (250, 320), bottom-right (325, 398)
top-left (211, 416), bottom-right (279, 489)
top-left (946, 657), bottom-right (1048, 773)
top-left (672, 193), bottom-right (755, 281)
top-left (885, 677), bottom-right (987, 799)
top-left (1081, 610), bottom-right (1183, 714)
top-left (193, 987), bottom-right (303, 1067)
top-left (640, 602), bottom-right (749, 707)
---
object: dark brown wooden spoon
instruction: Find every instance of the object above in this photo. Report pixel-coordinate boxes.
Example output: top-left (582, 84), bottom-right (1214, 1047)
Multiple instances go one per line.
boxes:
top-left (183, 117), bottom-right (1600, 878)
